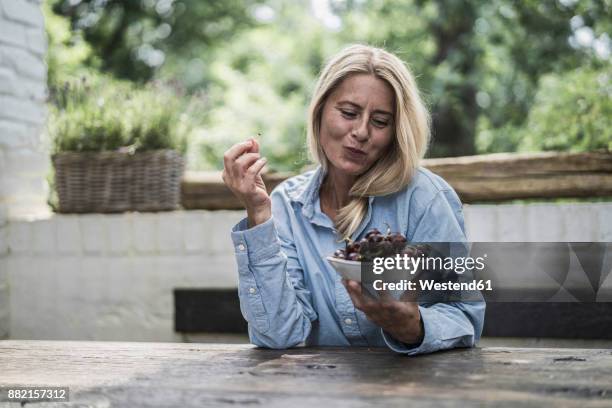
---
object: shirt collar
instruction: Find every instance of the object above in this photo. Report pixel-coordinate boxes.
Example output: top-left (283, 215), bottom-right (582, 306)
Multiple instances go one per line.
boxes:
top-left (289, 165), bottom-right (375, 223)
top-left (291, 165), bottom-right (325, 220)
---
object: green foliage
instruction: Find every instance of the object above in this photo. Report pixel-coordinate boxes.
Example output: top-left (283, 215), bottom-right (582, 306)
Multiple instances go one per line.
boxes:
top-left (477, 67), bottom-right (612, 153)
top-left (187, 1), bottom-right (339, 171)
top-left (519, 68), bottom-right (612, 152)
top-left (43, 1), bottom-right (96, 86)
top-left (50, 0), bottom-right (262, 82)
top-left (49, 74), bottom-right (203, 154)
top-left (46, 0), bottom-right (612, 172)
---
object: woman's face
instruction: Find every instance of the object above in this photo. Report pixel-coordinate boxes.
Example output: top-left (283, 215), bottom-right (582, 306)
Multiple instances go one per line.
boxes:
top-left (319, 73), bottom-right (395, 178)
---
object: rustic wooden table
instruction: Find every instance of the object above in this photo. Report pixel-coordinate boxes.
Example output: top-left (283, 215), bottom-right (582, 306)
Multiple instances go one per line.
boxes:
top-left (0, 340), bottom-right (611, 407)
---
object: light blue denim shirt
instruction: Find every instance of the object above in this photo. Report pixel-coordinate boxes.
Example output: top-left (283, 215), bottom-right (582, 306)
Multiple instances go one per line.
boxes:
top-left (230, 165), bottom-right (485, 354)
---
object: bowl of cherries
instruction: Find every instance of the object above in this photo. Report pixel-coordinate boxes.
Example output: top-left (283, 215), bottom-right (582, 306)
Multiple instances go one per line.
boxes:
top-left (326, 224), bottom-right (424, 283)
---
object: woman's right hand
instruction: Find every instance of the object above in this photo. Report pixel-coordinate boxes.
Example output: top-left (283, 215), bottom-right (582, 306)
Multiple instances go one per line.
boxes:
top-left (222, 138), bottom-right (271, 228)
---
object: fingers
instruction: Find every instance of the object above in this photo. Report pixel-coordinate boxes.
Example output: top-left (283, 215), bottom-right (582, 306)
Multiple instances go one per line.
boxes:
top-left (223, 138), bottom-right (266, 180)
top-left (223, 140), bottom-right (254, 167)
top-left (377, 288), bottom-right (394, 303)
top-left (343, 280), bottom-right (402, 316)
top-left (343, 280), bottom-right (421, 337)
top-left (251, 138), bottom-right (260, 154)
top-left (399, 288), bottom-right (419, 302)
top-left (344, 280), bottom-right (375, 312)
top-left (247, 157), bottom-right (267, 178)
top-left (234, 152), bottom-right (261, 175)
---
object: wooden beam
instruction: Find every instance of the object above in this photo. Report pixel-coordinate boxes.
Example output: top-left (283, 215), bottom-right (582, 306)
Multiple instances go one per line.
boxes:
top-left (181, 151), bottom-right (612, 209)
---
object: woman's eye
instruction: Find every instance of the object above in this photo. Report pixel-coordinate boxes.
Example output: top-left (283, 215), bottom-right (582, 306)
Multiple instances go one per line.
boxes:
top-left (340, 110), bottom-right (357, 118)
top-left (372, 119), bottom-right (389, 128)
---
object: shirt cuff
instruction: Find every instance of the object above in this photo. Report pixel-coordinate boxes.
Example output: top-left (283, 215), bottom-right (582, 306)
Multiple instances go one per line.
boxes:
top-left (231, 216), bottom-right (281, 263)
top-left (382, 305), bottom-right (438, 355)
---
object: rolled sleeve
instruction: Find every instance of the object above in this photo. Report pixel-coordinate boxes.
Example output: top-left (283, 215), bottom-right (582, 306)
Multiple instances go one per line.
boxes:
top-left (231, 217), bottom-right (281, 264)
top-left (382, 301), bottom-right (485, 355)
top-left (381, 305), bottom-right (438, 355)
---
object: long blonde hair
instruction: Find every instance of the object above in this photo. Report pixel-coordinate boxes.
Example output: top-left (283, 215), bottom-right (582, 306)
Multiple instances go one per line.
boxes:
top-left (307, 44), bottom-right (431, 239)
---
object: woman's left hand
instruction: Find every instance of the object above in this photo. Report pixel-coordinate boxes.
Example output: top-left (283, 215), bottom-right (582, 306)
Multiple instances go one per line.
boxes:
top-left (343, 279), bottom-right (424, 345)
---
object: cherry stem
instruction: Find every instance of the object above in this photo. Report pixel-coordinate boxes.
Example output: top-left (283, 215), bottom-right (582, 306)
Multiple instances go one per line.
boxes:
top-left (383, 222), bottom-right (391, 236)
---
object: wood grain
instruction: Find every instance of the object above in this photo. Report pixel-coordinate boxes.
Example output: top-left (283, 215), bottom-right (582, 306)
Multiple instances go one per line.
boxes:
top-left (180, 151), bottom-right (612, 208)
top-left (1, 341), bottom-right (611, 407)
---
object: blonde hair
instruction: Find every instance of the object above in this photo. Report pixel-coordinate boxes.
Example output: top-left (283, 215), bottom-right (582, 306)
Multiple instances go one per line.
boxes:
top-left (307, 44), bottom-right (431, 239)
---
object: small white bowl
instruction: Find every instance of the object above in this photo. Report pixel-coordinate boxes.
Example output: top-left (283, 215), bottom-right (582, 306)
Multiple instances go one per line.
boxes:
top-left (326, 256), bottom-right (362, 282)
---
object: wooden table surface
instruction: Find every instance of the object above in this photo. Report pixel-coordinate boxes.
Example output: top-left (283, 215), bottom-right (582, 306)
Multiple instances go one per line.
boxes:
top-left (1, 340), bottom-right (611, 407)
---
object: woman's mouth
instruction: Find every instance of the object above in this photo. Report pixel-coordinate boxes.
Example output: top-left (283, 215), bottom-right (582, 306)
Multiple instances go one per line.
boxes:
top-left (343, 146), bottom-right (367, 161)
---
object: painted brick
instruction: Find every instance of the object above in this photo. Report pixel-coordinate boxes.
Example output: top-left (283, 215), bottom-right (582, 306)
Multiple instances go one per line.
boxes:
top-left (106, 257), bottom-right (134, 304)
top-left (80, 215), bottom-right (107, 254)
top-left (0, 44), bottom-right (46, 81)
top-left (0, 309), bottom-right (8, 339)
top-left (124, 257), bottom-right (156, 304)
top-left (155, 254), bottom-right (239, 289)
top-left (0, 202), bottom-right (7, 226)
top-left (0, 225), bottom-right (7, 255)
top-left (495, 204), bottom-right (527, 242)
top-left (0, 94), bottom-right (46, 125)
top-left (208, 210), bottom-right (243, 254)
top-left (157, 211), bottom-right (184, 253)
top-left (0, 258), bottom-right (6, 282)
top-left (2, 174), bottom-right (47, 199)
top-left (55, 215), bottom-right (81, 254)
top-left (132, 213), bottom-right (158, 254)
top-left (29, 258), bottom-right (57, 335)
top-left (7, 220), bottom-right (30, 254)
top-left (464, 205), bottom-right (498, 241)
top-left (562, 204), bottom-right (597, 242)
top-left (30, 218), bottom-right (56, 254)
top-left (0, 120), bottom-right (28, 149)
top-left (7, 257), bottom-right (39, 338)
top-left (53, 257), bottom-right (84, 329)
top-left (182, 211), bottom-right (209, 254)
top-left (4, 148), bottom-right (49, 175)
top-left (25, 26), bottom-right (46, 55)
top-left (598, 204), bottom-right (612, 242)
top-left (526, 204), bottom-right (565, 242)
top-left (18, 77), bottom-right (47, 102)
top-left (0, 66), bottom-right (18, 95)
top-left (5, 199), bottom-right (51, 220)
top-left (81, 257), bottom-right (111, 303)
top-left (0, 18), bottom-right (27, 48)
top-left (54, 256), bottom-right (81, 291)
top-left (0, 0), bottom-right (44, 27)
top-left (105, 213), bottom-right (131, 255)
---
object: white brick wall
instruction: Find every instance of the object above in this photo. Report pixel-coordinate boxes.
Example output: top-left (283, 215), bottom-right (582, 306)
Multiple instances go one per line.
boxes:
top-left (2, 204), bottom-right (611, 341)
top-left (0, 205), bottom-right (7, 339)
top-left (6, 210), bottom-right (244, 341)
top-left (0, 0), bottom-right (49, 222)
top-left (0, 0), bottom-right (47, 339)
top-left (463, 202), bottom-right (612, 241)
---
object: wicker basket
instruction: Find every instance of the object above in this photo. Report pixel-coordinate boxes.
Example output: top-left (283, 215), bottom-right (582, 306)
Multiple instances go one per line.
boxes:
top-left (52, 149), bottom-right (185, 213)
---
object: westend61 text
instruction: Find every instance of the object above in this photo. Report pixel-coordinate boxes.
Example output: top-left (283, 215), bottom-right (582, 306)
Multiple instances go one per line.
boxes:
top-left (372, 279), bottom-right (493, 291)
top-left (372, 254), bottom-right (487, 275)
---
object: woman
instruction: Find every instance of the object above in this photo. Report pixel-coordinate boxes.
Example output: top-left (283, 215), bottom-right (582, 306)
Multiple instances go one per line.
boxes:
top-left (222, 44), bottom-right (485, 354)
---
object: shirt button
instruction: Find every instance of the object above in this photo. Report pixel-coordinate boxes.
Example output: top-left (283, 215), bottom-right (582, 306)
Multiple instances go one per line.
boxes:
top-left (249, 287), bottom-right (256, 294)
top-left (344, 318), bottom-right (352, 325)
top-left (237, 243), bottom-right (246, 251)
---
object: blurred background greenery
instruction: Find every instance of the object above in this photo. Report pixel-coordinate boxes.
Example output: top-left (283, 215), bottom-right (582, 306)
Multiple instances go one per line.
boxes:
top-left (45, 0), bottom-right (611, 172)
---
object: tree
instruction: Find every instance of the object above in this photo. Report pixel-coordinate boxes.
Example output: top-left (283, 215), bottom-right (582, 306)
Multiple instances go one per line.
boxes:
top-left (50, 0), bottom-right (261, 82)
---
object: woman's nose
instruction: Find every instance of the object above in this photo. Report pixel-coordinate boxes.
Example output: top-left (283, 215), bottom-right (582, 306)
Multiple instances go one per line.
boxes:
top-left (351, 117), bottom-right (369, 141)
